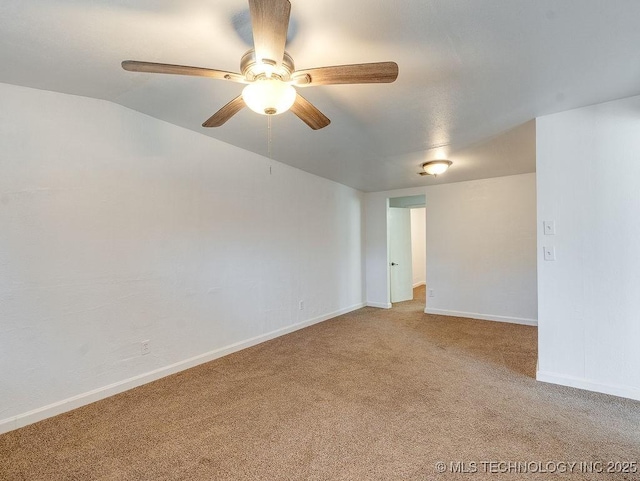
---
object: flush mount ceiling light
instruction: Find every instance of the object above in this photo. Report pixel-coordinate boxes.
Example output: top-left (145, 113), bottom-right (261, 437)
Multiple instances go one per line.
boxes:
top-left (420, 160), bottom-right (452, 176)
top-left (242, 77), bottom-right (296, 115)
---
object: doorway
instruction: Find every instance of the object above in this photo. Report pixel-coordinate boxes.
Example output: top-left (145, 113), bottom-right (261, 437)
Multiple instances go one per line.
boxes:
top-left (388, 195), bottom-right (426, 304)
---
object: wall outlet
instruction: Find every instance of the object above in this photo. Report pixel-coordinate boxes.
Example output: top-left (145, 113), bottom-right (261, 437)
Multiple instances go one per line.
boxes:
top-left (141, 340), bottom-right (150, 356)
top-left (428, 289), bottom-right (435, 298)
top-left (299, 300), bottom-right (304, 310)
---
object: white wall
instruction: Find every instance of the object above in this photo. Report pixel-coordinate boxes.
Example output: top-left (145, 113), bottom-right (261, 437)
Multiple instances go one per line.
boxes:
top-left (536, 95), bottom-right (640, 401)
top-left (364, 176), bottom-right (537, 324)
top-left (410, 208), bottom-right (426, 287)
top-left (0, 83), bottom-right (365, 433)
top-left (425, 174), bottom-right (537, 324)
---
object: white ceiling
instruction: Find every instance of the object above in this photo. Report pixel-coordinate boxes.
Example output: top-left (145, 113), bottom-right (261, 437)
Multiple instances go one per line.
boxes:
top-left (2, 0), bottom-right (640, 192)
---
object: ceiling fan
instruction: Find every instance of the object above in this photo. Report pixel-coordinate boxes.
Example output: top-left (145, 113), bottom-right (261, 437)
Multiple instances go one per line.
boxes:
top-left (122, 0), bottom-right (398, 130)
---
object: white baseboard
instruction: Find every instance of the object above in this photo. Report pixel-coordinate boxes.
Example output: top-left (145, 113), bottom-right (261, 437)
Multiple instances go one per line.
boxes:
top-left (536, 370), bottom-right (640, 402)
top-left (367, 301), bottom-right (392, 309)
top-left (0, 302), bottom-right (365, 435)
top-left (424, 307), bottom-right (538, 326)
top-left (412, 282), bottom-right (426, 288)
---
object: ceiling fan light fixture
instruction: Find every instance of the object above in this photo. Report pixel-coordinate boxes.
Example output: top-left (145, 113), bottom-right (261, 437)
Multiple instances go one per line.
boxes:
top-left (422, 160), bottom-right (452, 176)
top-left (122, 0), bottom-right (398, 129)
top-left (242, 78), bottom-right (296, 115)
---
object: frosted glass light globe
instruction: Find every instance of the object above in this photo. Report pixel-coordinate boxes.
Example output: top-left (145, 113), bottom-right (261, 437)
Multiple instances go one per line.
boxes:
top-left (422, 160), bottom-right (452, 176)
top-left (242, 79), bottom-right (296, 115)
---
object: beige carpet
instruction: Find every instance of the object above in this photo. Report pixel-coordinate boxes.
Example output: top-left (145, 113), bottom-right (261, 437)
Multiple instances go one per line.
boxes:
top-left (1, 287), bottom-right (639, 480)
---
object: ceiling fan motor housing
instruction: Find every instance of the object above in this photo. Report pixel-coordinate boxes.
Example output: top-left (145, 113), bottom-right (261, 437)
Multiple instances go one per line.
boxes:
top-left (241, 49), bottom-right (295, 81)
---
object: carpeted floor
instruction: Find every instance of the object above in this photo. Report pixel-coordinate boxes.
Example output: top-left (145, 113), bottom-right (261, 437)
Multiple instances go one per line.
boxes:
top-left (1, 286), bottom-right (639, 480)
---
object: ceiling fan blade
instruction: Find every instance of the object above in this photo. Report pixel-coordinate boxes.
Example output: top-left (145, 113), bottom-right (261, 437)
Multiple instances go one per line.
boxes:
top-left (290, 93), bottom-right (330, 130)
top-left (202, 96), bottom-right (246, 127)
top-left (122, 61), bottom-right (246, 83)
top-left (248, 0), bottom-right (291, 67)
top-left (293, 62), bottom-right (399, 86)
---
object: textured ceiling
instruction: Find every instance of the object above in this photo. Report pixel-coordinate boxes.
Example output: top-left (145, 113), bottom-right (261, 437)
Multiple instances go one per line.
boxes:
top-left (2, 0), bottom-right (640, 192)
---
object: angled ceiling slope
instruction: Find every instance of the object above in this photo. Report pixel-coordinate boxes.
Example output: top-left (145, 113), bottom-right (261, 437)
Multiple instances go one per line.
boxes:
top-left (1, 0), bottom-right (640, 191)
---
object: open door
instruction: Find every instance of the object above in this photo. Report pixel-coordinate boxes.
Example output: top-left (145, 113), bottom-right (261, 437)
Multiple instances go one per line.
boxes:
top-left (388, 207), bottom-right (413, 303)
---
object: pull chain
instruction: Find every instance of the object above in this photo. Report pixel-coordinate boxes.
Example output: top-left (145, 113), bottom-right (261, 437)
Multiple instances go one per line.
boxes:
top-left (267, 115), bottom-right (272, 159)
top-left (267, 115), bottom-right (273, 175)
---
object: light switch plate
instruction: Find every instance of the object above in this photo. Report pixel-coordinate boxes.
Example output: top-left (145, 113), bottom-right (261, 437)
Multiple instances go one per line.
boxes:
top-left (543, 221), bottom-right (556, 235)
top-left (543, 246), bottom-right (556, 261)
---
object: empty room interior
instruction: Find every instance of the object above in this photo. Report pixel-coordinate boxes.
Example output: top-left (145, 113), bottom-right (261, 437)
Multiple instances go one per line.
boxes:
top-left (1, 0), bottom-right (639, 479)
